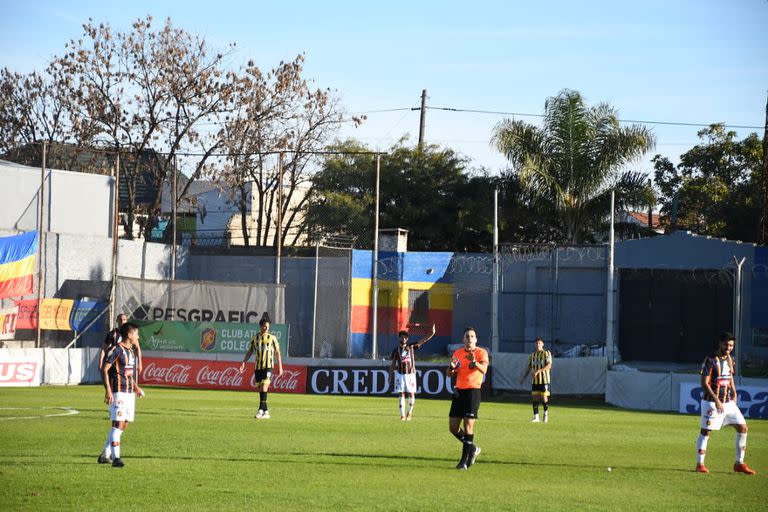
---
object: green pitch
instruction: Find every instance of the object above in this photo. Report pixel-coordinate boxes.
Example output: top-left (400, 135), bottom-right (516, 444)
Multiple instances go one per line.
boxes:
top-left (0, 386), bottom-right (766, 511)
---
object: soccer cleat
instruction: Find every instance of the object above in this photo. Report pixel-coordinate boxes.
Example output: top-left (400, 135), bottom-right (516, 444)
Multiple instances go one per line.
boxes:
top-left (405, 414), bottom-right (412, 421)
top-left (111, 458), bottom-right (125, 468)
top-left (255, 409), bottom-right (264, 419)
top-left (531, 416), bottom-right (540, 423)
top-left (733, 463), bottom-right (756, 475)
top-left (467, 446), bottom-right (481, 467)
top-left (695, 463), bottom-right (709, 473)
top-left (262, 411), bottom-right (271, 419)
top-left (400, 416), bottom-right (406, 421)
top-left (97, 454), bottom-right (112, 464)
top-left (455, 461), bottom-right (468, 470)
top-left (544, 413), bottom-right (549, 423)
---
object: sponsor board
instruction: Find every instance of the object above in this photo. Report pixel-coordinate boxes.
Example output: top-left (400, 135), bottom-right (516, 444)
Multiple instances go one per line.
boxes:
top-left (679, 382), bottom-right (768, 419)
top-left (14, 299), bottom-right (75, 330)
top-left (0, 353), bottom-right (42, 387)
top-left (134, 320), bottom-right (289, 354)
top-left (306, 365), bottom-right (491, 398)
top-left (139, 357), bottom-right (306, 393)
top-left (0, 306), bottom-right (18, 341)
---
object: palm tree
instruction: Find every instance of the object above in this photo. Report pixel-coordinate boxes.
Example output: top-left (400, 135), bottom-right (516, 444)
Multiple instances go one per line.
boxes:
top-left (492, 89), bottom-right (655, 243)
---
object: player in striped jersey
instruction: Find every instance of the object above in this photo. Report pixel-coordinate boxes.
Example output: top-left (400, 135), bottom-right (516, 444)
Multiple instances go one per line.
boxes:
top-left (389, 324), bottom-right (435, 420)
top-left (695, 332), bottom-right (755, 475)
top-left (98, 322), bottom-right (144, 468)
top-left (239, 317), bottom-right (283, 419)
top-left (520, 337), bottom-right (552, 423)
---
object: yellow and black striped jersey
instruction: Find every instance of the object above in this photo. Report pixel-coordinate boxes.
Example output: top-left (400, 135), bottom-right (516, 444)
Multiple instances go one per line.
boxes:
top-left (528, 350), bottom-right (552, 385)
top-left (248, 332), bottom-right (280, 370)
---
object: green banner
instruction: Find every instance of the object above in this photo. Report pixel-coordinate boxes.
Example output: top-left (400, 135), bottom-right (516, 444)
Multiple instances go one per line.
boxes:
top-left (135, 320), bottom-right (289, 354)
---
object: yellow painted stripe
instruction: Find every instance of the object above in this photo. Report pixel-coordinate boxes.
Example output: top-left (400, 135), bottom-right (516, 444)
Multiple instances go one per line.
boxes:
top-left (0, 255), bottom-right (35, 282)
top-left (351, 277), bottom-right (453, 309)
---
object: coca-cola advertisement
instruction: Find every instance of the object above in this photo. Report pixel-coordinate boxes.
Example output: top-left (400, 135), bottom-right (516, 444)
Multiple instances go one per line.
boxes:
top-left (140, 357), bottom-right (307, 393)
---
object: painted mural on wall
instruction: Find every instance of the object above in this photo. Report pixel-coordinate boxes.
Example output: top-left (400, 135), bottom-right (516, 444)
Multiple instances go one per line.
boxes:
top-left (350, 250), bottom-right (454, 357)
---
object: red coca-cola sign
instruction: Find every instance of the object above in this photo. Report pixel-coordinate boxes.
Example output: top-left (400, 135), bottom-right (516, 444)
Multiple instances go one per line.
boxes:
top-left (140, 357), bottom-right (306, 393)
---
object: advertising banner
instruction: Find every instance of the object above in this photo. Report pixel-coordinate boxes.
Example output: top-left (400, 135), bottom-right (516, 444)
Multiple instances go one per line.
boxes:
top-left (306, 365), bottom-right (492, 398)
top-left (70, 300), bottom-right (107, 332)
top-left (679, 382), bottom-right (768, 419)
top-left (134, 320), bottom-right (289, 354)
top-left (0, 306), bottom-right (18, 340)
top-left (115, 276), bottom-right (285, 325)
top-left (0, 352), bottom-right (42, 387)
top-left (14, 298), bottom-right (74, 330)
top-left (139, 357), bottom-right (306, 393)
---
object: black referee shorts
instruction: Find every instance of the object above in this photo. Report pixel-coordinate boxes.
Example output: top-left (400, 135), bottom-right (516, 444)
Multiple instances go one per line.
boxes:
top-left (449, 388), bottom-right (481, 419)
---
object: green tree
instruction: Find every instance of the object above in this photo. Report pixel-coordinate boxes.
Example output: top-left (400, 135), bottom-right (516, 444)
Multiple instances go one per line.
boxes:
top-left (653, 123), bottom-right (763, 242)
top-left (308, 139), bottom-right (494, 251)
top-left (492, 89), bottom-right (655, 243)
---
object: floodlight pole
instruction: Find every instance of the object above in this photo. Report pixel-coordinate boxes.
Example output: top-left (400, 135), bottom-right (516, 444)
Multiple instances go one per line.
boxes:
top-left (732, 256), bottom-right (746, 384)
top-left (276, 152), bottom-right (284, 285)
top-left (35, 141), bottom-right (47, 349)
top-left (171, 154), bottom-right (177, 281)
top-left (312, 242), bottom-right (319, 358)
top-left (491, 187), bottom-right (499, 355)
top-left (109, 150), bottom-right (120, 329)
top-left (371, 154), bottom-right (381, 359)
top-left (605, 190), bottom-right (616, 365)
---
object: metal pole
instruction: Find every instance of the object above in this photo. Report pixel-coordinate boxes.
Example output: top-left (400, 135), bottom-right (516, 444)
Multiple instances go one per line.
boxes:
top-left (109, 150), bottom-right (120, 328)
top-left (171, 154), bottom-right (177, 280)
top-left (732, 256), bottom-right (746, 384)
top-left (606, 190), bottom-right (616, 365)
top-left (491, 188), bottom-right (499, 354)
top-left (276, 152), bottom-right (284, 285)
top-left (35, 142), bottom-right (47, 349)
top-left (371, 154), bottom-right (381, 359)
top-left (418, 89), bottom-right (427, 148)
top-left (312, 242), bottom-right (319, 358)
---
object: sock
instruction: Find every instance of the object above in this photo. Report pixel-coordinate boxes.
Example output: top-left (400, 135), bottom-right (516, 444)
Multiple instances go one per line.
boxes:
top-left (452, 429), bottom-right (465, 443)
top-left (110, 427), bottom-right (123, 459)
top-left (461, 434), bottom-right (475, 464)
top-left (735, 432), bottom-right (747, 464)
top-left (260, 391), bottom-right (268, 412)
top-left (399, 396), bottom-right (406, 416)
top-left (543, 401), bottom-right (549, 413)
top-left (533, 402), bottom-right (539, 416)
top-left (407, 398), bottom-right (415, 415)
top-left (696, 434), bottom-right (708, 464)
top-left (102, 432), bottom-right (111, 456)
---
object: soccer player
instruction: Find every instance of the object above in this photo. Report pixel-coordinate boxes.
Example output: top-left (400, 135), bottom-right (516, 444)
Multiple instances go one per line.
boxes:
top-left (239, 318), bottom-right (283, 419)
top-left (98, 313), bottom-right (127, 370)
top-left (695, 332), bottom-right (756, 475)
top-left (98, 322), bottom-right (144, 468)
top-left (389, 324), bottom-right (436, 420)
top-left (520, 337), bottom-right (552, 423)
top-left (447, 326), bottom-right (489, 470)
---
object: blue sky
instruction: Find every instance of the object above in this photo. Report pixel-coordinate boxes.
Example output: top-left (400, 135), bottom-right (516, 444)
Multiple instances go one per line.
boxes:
top-left (1, 0), bottom-right (766, 175)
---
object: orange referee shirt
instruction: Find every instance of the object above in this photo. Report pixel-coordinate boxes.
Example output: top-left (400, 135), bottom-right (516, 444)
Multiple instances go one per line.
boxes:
top-left (451, 347), bottom-right (489, 389)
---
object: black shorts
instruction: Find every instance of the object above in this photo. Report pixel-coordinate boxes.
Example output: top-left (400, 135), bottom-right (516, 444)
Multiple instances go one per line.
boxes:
top-left (254, 368), bottom-right (273, 384)
top-left (449, 388), bottom-right (481, 419)
top-left (532, 383), bottom-right (550, 395)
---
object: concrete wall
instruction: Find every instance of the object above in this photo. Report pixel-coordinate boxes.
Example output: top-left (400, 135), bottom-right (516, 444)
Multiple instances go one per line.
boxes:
top-left (0, 161), bottom-right (114, 237)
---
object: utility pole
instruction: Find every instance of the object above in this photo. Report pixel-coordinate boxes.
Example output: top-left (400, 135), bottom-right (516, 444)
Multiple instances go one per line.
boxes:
top-left (760, 91), bottom-right (768, 245)
top-left (418, 89), bottom-right (427, 148)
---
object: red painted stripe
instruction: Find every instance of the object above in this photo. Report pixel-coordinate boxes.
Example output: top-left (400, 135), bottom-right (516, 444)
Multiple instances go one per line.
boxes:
top-left (351, 305), bottom-right (452, 335)
top-left (0, 274), bottom-right (34, 300)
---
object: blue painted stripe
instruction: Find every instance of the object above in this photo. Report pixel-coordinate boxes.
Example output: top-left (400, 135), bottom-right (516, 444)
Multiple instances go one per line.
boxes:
top-left (352, 250), bottom-right (454, 283)
top-left (0, 232), bottom-right (38, 265)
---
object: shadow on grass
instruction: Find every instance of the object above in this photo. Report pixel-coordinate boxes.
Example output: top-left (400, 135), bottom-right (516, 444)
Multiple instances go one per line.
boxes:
top-left (24, 451), bottom-right (706, 475)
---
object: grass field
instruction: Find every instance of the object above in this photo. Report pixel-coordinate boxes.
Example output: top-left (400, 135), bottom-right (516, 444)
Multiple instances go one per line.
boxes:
top-left (0, 386), bottom-right (766, 511)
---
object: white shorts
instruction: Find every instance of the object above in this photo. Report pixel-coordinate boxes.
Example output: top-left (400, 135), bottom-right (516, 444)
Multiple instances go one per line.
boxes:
top-left (110, 392), bottom-right (136, 423)
top-left (393, 372), bottom-right (417, 394)
top-left (699, 400), bottom-right (745, 430)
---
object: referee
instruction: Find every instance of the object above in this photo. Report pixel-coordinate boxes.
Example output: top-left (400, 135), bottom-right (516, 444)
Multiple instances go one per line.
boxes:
top-left (447, 326), bottom-right (489, 470)
top-left (520, 337), bottom-right (552, 423)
